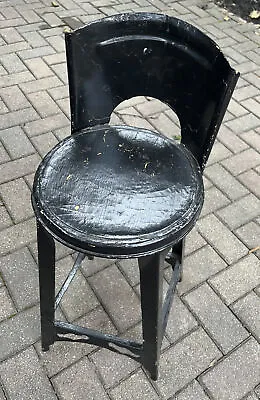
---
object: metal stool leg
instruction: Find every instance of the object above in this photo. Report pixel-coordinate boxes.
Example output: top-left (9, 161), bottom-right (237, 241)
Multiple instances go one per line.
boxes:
top-left (138, 250), bottom-right (166, 380)
top-left (172, 239), bottom-right (185, 282)
top-left (37, 221), bottom-right (56, 351)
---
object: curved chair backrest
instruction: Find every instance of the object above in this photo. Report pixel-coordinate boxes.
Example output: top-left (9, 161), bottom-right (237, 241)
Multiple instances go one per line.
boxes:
top-left (65, 13), bottom-right (239, 169)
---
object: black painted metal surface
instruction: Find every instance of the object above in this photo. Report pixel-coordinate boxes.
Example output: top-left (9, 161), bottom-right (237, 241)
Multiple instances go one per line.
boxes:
top-left (31, 12), bottom-right (239, 380)
top-left (33, 125), bottom-right (203, 257)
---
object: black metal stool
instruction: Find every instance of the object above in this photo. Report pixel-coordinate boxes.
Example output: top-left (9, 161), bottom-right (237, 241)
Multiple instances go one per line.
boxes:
top-left (31, 12), bottom-right (239, 380)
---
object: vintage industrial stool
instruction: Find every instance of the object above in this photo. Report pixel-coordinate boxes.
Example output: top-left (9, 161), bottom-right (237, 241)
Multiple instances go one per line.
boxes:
top-left (31, 13), bottom-right (239, 380)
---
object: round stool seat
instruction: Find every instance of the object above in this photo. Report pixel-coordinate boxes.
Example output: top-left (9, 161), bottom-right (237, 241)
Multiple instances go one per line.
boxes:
top-left (32, 125), bottom-right (204, 257)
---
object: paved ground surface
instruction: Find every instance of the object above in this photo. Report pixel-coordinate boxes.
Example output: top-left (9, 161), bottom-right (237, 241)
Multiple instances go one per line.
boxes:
top-left (0, 0), bottom-right (259, 399)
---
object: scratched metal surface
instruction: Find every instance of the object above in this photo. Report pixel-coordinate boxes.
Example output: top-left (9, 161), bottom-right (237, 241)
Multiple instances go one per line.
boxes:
top-left (32, 13), bottom-right (238, 257)
top-left (33, 125), bottom-right (203, 256)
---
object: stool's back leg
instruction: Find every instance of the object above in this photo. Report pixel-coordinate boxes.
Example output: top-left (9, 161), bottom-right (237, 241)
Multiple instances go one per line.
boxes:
top-left (138, 250), bottom-right (166, 380)
top-left (37, 221), bottom-right (56, 351)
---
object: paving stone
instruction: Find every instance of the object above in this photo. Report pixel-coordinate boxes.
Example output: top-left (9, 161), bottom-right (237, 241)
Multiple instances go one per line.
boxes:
top-left (52, 356), bottom-right (109, 400)
top-left (200, 338), bottom-right (260, 400)
top-left (197, 215), bottom-right (248, 265)
top-left (173, 380), bottom-right (210, 400)
top-left (207, 142), bottom-right (232, 166)
top-left (232, 291), bottom-right (260, 340)
top-left (166, 293), bottom-right (198, 343)
top-left (241, 99), bottom-right (260, 118)
top-left (237, 170), bottom-right (260, 199)
top-left (201, 186), bottom-right (230, 217)
top-left (117, 258), bottom-right (139, 286)
top-left (235, 222), bottom-right (260, 256)
top-left (0, 70), bottom-right (34, 88)
top-left (0, 100), bottom-right (8, 115)
top-left (148, 112), bottom-right (180, 139)
top-left (178, 245), bottom-right (227, 294)
top-left (48, 85), bottom-right (68, 100)
top-left (209, 254), bottom-right (260, 305)
top-left (110, 369), bottom-right (159, 400)
top-left (0, 85), bottom-right (30, 111)
top-left (225, 114), bottom-right (259, 134)
top-left (0, 247), bottom-right (39, 310)
top-left (0, 218), bottom-right (36, 257)
top-left (217, 125), bottom-right (248, 153)
top-left (0, 126), bottom-right (35, 159)
top-left (0, 346), bottom-right (57, 400)
top-left (44, 52), bottom-right (66, 66)
top-left (90, 347), bottom-right (139, 389)
top-left (27, 90), bottom-right (61, 118)
top-left (240, 130), bottom-right (260, 153)
top-left (0, 107), bottom-right (39, 131)
top-left (0, 27), bottom-right (24, 44)
top-left (24, 57), bottom-right (53, 79)
top-left (0, 178), bottom-right (33, 223)
top-left (24, 113), bottom-right (69, 137)
top-left (136, 98), bottom-right (168, 116)
top-left (56, 256), bottom-right (99, 321)
top-left (0, 205), bottom-right (12, 230)
top-left (204, 164), bottom-right (248, 200)
top-left (42, 12), bottom-right (63, 27)
top-left (184, 283), bottom-right (249, 353)
top-left (121, 113), bottom-right (156, 132)
top-left (20, 76), bottom-right (62, 94)
top-left (222, 149), bottom-right (259, 175)
top-left (36, 306), bottom-right (116, 377)
top-left (0, 153), bottom-right (40, 184)
top-left (89, 264), bottom-right (141, 332)
top-left (0, 286), bottom-right (16, 322)
top-left (56, 98), bottom-right (70, 117)
top-left (233, 85), bottom-right (260, 102)
top-left (216, 194), bottom-right (260, 230)
top-left (31, 132), bottom-right (59, 156)
top-left (184, 227), bottom-right (206, 256)
top-left (155, 328), bottom-right (222, 398)
top-left (0, 305), bottom-right (40, 361)
top-left (0, 53), bottom-right (27, 74)
top-left (79, 256), bottom-right (113, 278)
top-left (0, 144), bottom-right (10, 164)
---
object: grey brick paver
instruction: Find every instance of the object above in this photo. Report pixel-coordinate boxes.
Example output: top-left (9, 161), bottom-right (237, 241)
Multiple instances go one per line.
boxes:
top-left (201, 186), bottom-right (230, 217)
top-left (173, 380), bottom-right (210, 400)
top-left (0, 85), bottom-right (30, 111)
top-left (232, 291), bottom-right (260, 340)
top-left (52, 356), bottom-right (109, 400)
top-left (0, 218), bottom-right (36, 256)
top-left (197, 215), bottom-right (248, 265)
top-left (0, 305), bottom-right (40, 361)
top-left (209, 254), bottom-right (260, 305)
top-left (0, 178), bottom-right (33, 223)
top-left (0, 205), bottom-right (12, 230)
top-left (0, 286), bottom-right (16, 322)
top-left (110, 370), bottom-right (159, 400)
top-left (156, 328), bottom-right (222, 398)
top-left (204, 164), bottom-right (249, 200)
top-left (178, 245), bottom-right (227, 294)
top-left (216, 194), bottom-right (260, 230)
top-left (90, 348), bottom-right (139, 389)
top-left (0, 248), bottom-right (39, 310)
top-left (235, 222), bottom-right (260, 255)
top-left (0, 153), bottom-right (41, 184)
top-left (200, 338), bottom-right (260, 400)
top-left (0, 347), bottom-right (57, 400)
top-left (0, 126), bottom-right (35, 159)
top-left (89, 264), bottom-right (141, 332)
top-left (221, 148), bottom-right (260, 175)
top-left (238, 170), bottom-right (260, 198)
top-left (184, 283), bottom-right (249, 354)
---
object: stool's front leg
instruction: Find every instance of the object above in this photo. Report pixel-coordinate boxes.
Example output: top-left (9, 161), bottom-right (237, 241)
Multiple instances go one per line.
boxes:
top-left (37, 221), bottom-right (56, 351)
top-left (138, 250), bottom-right (166, 380)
